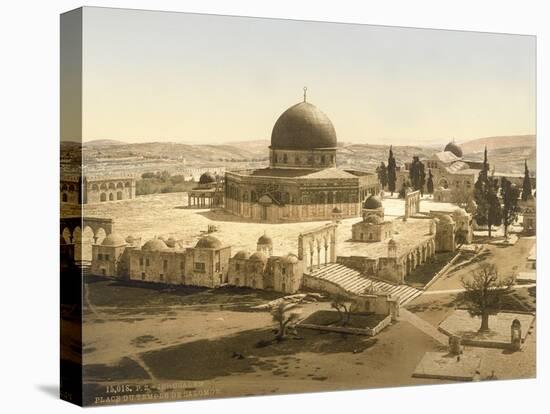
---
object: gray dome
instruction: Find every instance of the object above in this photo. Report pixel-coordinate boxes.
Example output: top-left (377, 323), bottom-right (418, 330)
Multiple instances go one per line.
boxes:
top-left (233, 250), bottom-right (250, 260)
top-left (257, 234), bottom-right (273, 245)
top-left (363, 195), bottom-right (383, 210)
top-left (142, 238), bottom-right (168, 251)
top-left (444, 141), bottom-right (463, 158)
top-left (249, 251), bottom-right (268, 262)
top-left (280, 253), bottom-right (299, 264)
top-left (195, 235), bottom-right (222, 249)
top-left (271, 102), bottom-right (337, 150)
top-left (102, 233), bottom-right (126, 246)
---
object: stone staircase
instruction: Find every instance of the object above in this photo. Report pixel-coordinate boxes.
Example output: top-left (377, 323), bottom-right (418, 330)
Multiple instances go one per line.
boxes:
top-left (307, 263), bottom-right (423, 306)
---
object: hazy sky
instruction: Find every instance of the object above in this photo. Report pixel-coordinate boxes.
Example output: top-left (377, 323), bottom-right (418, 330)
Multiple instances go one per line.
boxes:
top-left (80, 7), bottom-right (536, 145)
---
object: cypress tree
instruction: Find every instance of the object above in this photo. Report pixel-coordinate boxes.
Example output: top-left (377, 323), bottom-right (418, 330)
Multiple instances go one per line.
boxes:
top-left (387, 146), bottom-right (397, 195)
top-left (501, 177), bottom-right (520, 239)
top-left (426, 169), bottom-right (434, 195)
top-left (522, 160), bottom-right (533, 201)
top-left (376, 162), bottom-right (388, 189)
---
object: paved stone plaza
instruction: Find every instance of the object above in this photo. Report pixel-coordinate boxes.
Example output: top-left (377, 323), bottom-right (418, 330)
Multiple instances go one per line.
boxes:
top-left (439, 309), bottom-right (535, 347)
top-left (77, 192), bottom-right (458, 259)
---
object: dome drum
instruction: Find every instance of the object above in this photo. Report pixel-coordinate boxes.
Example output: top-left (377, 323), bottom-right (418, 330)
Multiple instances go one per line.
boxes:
top-left (270, 147), bottom-right (336, 169)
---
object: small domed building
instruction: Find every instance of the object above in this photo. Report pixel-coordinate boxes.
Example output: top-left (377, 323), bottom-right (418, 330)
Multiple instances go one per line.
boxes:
top-left (184, 235), bottom-right (231, 287)
top-left (227, 234), bottom-right (304, 293)
top-left (91, 233), bottom-right (129, 277)
top-left (271, 253), bottom-right (304, 294)
top-left (434, 214), bottom-right (456, 252)
top-left (188, 171), bottom-right (224, 208)
top-left (224, 91), bottom-right (379, 222)
top-left (352, 195), bottom-right (394, 242)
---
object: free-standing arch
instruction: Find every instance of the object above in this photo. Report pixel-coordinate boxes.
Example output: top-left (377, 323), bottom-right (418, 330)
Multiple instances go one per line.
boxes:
top-left (298, 224), bottom-right (337, 270)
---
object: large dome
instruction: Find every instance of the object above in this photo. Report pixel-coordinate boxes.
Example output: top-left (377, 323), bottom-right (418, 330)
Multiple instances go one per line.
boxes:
top-left (271, 102), bottom-right (337, 150)
top-left (444, 141), bottom-right (463, 158)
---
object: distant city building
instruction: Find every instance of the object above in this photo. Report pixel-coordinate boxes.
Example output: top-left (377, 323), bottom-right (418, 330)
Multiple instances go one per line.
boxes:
top-left (61, 175), bottom-right (136, 204)
top-left (225, 92), bottom-right (379, 222)
top-left (397, 142), bottom-right (479, 196)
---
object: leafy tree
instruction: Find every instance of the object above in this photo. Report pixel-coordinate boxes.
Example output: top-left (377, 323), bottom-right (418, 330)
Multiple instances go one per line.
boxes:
top-left (271, 303), bottom-right (301, 341)
top-left (376, 162), bottom-right (388, 189)
top-left (521, 160), bottom-right (533, 201)
top-left (426, 169), bottom-right (434, 196)
top-left (387, 146), bottom-right (397, 195)
top-left (460, 263), bottom-right (513, 332)
top-left (501, 177), bottom-right (521, 239)
top-left (330, 294), bottom-right (357, 326)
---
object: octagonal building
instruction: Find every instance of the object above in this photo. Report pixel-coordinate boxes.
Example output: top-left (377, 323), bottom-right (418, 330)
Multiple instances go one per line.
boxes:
top-left (224, 92), bottom-right (379, 222)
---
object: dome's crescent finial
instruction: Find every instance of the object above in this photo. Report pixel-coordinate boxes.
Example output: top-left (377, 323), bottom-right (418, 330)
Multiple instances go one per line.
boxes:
top-left (303, 86), bottom-right (307, 102)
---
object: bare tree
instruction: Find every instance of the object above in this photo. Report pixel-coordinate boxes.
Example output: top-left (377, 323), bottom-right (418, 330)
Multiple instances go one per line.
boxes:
top-left (271, 303), bottom-right (301, 341)
top-left (460, 263), bottom-right (513, 332)
top-left (331, 294), bottom-right (357, 326)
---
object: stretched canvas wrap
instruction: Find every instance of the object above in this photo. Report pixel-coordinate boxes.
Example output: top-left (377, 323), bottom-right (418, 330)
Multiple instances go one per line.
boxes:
top-left (60, 7), bottom-right (537, 407)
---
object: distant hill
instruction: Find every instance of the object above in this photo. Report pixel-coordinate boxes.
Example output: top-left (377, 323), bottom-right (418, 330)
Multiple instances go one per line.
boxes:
top-left (460, 135), bottom-right (535, 154)
top-left (66, 135), bottom-right (535, 176)
top-left (84, 139), bottom-right (127, 147)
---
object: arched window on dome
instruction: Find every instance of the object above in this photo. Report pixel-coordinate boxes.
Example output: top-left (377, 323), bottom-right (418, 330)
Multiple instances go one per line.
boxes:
top-left (283, 153), bottom-right (288, 164)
